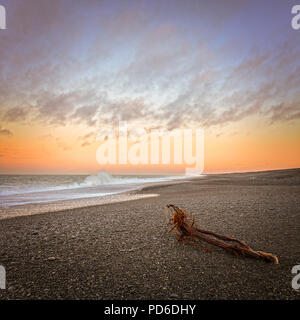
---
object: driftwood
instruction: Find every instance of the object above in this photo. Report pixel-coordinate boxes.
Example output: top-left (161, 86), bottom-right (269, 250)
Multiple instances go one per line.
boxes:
top-left (165, 204), bottom-right (279, 264)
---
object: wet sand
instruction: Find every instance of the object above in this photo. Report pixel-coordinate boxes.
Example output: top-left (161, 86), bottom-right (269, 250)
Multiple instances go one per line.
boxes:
top-left (0, 169), bottom-right (299, 299)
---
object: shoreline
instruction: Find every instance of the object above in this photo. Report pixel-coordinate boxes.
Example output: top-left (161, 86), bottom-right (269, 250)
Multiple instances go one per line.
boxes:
top-left (0, 178), bottom-right (192, 220)
top-left (0, 167), bottom-right (299, 221)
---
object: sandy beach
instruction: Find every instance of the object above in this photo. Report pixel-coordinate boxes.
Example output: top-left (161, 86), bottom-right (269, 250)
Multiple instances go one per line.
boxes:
top-left (0, 169), bottom-right (299, 300)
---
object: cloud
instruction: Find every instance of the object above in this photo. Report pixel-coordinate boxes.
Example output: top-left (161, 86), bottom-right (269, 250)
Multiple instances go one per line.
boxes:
top-left (0, 0), bottom-right (299, 135)
top-left (267, 101), bottom-right (300, 123)
top-left (35, 91), bottom-right (81, 126)
top-left (0, 126), bottom-right (13, 137)
top-left (81, 141), bottom-right (91, 148)
top-left (71, 105), bottom-right (99, 126)
top-left (2, 106), bottom-right (31, 122)
top-left (78, 132), bottom-right (96, 141)
top-left (78, 131), bottom-right (97, 148)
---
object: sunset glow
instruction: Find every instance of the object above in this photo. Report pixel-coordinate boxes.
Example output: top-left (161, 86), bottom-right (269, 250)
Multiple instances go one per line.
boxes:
top-left (0, 0), bottom-right (299, 174)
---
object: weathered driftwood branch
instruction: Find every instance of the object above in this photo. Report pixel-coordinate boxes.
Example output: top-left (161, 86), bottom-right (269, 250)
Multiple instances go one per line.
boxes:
top-left (165, 204), bottom-right (279, 264)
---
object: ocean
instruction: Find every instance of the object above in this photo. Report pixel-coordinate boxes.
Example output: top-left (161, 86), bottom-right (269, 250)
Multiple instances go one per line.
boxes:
top-left (0, 171), bottom-right (188, 207)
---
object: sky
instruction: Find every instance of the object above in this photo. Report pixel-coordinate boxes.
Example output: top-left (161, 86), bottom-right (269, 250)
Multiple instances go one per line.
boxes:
top-left (0, 0), bottom-right (299, 174)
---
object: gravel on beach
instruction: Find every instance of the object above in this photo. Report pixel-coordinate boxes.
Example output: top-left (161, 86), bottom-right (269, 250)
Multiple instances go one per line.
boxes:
top-left (0, 169), bottom-right (299, 300)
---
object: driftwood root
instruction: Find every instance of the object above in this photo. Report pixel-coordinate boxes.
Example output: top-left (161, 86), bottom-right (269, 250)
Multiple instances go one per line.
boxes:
top-left (165, 204), bottom-right (279, 264)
